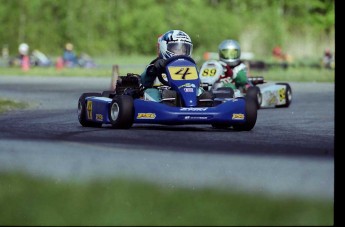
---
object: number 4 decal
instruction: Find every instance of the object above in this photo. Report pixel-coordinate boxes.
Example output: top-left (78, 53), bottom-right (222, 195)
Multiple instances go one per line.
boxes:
top-left (176, 67), bottom-right (191, 79)
top-left (168, 66), bottom-right (198, 80)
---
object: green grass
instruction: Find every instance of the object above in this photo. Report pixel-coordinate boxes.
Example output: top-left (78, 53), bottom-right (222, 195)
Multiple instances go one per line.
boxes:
top-left (0, 54), bottom-right (154, 77)
top-left (0, 66), bottom-right (116, 77)
top-left (0, 55), bottom-right (335, 82)
top-left (0, 99), bottom-right (28, 114)
top-left (0, 172), bottom-right (333, 226)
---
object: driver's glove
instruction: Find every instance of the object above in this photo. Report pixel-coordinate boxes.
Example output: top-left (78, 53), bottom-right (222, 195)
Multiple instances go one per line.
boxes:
top-left (154, 59), bottom-right (166, 74)
top-left (145, 58), bottom-right (166, 87)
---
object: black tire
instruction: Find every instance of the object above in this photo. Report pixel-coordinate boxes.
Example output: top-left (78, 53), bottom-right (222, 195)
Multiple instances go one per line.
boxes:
top-left (246, 86), bottom-right (262, 109)
top-left (232, 97), bottom-right (257, 131)
top-left (109, 95), bottom-right (134, 129)
top-left (78, 92), bottom-right (103, 127)
top-left (275, 83), bottom-right (292, 108)
top-left (213, 87), bottom-right (234, 99)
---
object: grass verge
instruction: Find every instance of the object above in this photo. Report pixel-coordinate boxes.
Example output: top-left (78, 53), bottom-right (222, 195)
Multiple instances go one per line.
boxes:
top-left (0, 54), bottom-right (335, 82)
top-left (0, 172), bottom-right (333, 226)
top-left (0, 98), bottom-right (28, 114)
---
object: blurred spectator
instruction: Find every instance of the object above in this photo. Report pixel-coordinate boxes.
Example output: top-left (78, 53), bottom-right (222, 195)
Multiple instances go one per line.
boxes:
top-left (8, 43), bottom-right (30, 68)
top-left (322, 48), bottom-right (334, 69)
top-left (19, 43), bottom-right (29, 56)
top-left (9, 43), bottom-right (52, 68)
top-left (63, 42), bottom-right (79, 67)
top-left (59, 42), bottom-right (96, 68)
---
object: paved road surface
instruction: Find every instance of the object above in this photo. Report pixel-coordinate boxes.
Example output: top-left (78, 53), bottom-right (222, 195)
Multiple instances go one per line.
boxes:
top-left (0, 76), bottom-right (334, 200)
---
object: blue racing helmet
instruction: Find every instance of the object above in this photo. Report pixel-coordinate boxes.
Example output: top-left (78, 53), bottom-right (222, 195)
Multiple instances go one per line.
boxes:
top-left (158, 30), bottom-right (193, 59)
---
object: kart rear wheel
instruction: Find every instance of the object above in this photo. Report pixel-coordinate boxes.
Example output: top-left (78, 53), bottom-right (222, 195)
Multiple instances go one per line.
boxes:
top-left (109, 95), bottom-right (134, 129)
top-left (275, 83), bottom-right (292, 108)
top-left (246, 86), bottom-right (261, 109)
top-left (232, 97), bottom-right (257, 131)
top-left (78, 92), bottom-right (103, 127)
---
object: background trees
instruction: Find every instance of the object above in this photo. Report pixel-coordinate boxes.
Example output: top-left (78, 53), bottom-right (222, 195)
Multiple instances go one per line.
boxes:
top-left (0, 0), bottom-right (335, 61)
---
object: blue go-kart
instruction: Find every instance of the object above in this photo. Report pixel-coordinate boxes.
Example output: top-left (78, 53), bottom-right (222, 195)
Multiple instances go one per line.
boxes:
top-left (77, 55), bottom-right (257, 131)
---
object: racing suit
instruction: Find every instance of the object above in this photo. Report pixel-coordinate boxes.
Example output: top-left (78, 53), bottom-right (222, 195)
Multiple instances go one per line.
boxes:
top-left (219, 60), bottom-right (252, 92)
top-left (140, 57), bottom-right (210, 102)
top-left (140, 57), bottom-right (160, 88)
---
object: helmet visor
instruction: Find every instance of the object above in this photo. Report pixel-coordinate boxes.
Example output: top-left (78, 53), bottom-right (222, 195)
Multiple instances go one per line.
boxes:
top-left (219, 48), bottom-right (240, 60)
top-left (167, 43), bottom-right (192, 56)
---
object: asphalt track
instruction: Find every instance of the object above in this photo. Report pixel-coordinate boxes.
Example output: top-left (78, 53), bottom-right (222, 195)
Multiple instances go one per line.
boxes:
top-left (0, 76), bottom-right (334, 200)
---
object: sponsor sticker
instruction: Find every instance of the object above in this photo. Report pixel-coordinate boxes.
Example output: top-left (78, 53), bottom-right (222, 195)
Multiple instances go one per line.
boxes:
top-left (184, 87), bottom-right (194, 92)
top-left (184, 116), bottom-right (209, 120)
top-left (137, 113), bottom-right (156, 119)
top-left (96, 114), bottom-right (103, 121)
top-left (232, 113), bottom-right (244, 120)
top-left (178, 83), bottom-right (196, 89)
top-left (180, 107), bottom-right (208, 111)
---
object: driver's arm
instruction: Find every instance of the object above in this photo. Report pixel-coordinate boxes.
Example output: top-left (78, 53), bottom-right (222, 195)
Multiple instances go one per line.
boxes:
top-left (140, 58), bottom-right (166, 88)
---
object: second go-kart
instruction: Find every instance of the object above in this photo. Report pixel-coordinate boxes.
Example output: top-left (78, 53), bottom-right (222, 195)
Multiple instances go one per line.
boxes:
top-left (78, 55), bottom-right (257, 131)
top-left (199, 59), bottom-right (292, 109)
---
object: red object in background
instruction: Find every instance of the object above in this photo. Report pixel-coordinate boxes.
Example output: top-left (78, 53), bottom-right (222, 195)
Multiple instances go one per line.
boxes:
top-left (272, 45), bottom-right (287, 61)
top-left (272, 46), bottom-right (282, 57)
top-left (203, 52), bottom-right (210, 60)
top-left (21, 55), bottom-right (30, 71)
top-left (55, 57), bottom-right (64, 70)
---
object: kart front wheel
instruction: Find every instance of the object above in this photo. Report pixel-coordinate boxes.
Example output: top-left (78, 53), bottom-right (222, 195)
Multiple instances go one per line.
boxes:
top-left (232, 97), bottom-right (257, 131)
top-left (109, 95), bottom-right (134, 129)
top-left (275, 83), bottom-right (292, 108)
top-left (78, 92), bottom-right (102, 127)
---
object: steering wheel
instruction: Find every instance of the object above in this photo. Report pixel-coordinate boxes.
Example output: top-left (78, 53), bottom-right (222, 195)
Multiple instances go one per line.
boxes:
top-left (158, 55), bottom-right (196, 86)
top-left (158, 70), bottom-right (169, 86)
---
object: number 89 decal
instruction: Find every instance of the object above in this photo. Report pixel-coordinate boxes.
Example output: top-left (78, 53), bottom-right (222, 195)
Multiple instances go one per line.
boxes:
top-left (168, 66), bottom-right (198, 80)
top-left (202, 68), bottom-right (217, 77)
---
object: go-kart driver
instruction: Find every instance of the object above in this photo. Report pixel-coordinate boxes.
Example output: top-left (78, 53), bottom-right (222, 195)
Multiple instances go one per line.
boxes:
top-left (140, 29), bottom-right (211, 102)
top-left (216, 39), bottom-right (252, 92)
top-left (141, 29), bottom-right (193, 88)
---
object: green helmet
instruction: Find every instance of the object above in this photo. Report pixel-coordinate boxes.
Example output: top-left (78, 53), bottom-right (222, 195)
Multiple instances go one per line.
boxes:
top-left (218, 39), bottom-right (241, 66)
